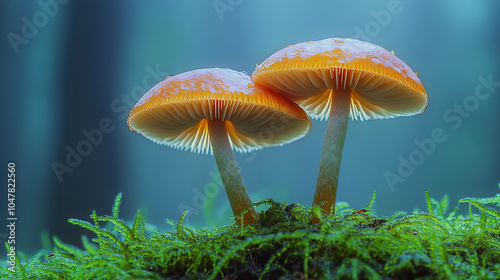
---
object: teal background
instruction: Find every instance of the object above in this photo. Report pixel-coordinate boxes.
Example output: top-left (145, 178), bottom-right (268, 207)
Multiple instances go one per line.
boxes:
top-left (1, 0), bottom-right (499, 253)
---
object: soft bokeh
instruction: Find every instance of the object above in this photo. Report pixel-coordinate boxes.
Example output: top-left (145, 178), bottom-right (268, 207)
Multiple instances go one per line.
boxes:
top-left (1, 0), bottom-right (499, 253)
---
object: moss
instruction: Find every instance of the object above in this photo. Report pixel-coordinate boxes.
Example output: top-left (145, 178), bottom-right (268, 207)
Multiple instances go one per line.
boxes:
top-left (2, 186), bottom-right (500, 279)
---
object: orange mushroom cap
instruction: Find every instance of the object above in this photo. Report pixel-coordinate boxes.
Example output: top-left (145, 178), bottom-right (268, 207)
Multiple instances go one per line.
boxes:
top-left (127, 68), bottom-right (311, 154)
top-left (252, 38), bottom-right (428, 121)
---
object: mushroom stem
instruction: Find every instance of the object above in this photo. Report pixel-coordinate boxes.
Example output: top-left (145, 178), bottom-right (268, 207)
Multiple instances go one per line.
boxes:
top-left (313, 87), bottom-right (352, 216)
top-left (207, 119), bottom-right (257, 225)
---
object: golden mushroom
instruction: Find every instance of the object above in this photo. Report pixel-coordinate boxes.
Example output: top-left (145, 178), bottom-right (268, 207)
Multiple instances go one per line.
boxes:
top-left (252, 38), bottom-right (428, 217)
top-left (128, 68), bottom-right (311, 225)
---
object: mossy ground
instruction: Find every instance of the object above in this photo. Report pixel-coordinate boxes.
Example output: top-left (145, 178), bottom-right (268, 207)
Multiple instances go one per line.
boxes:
top-left (2, 186), bottom-right (500, 279)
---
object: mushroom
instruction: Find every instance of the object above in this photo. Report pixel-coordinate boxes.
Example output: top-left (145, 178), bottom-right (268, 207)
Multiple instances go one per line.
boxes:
top-left (127, 68), bottom-right (311, 225)
top-left (252, 38), bottom-right (428, 216)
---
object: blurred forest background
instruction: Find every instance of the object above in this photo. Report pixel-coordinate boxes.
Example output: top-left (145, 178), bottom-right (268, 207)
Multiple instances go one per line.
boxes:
top-left (1, 0), bottom-right (499, 254)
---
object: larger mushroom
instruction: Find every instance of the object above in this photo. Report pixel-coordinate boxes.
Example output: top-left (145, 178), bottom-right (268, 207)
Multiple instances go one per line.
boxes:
top-left (252, 38), bottom-right (428, 216)
top-left (127, 68), bottom-right (311, 225)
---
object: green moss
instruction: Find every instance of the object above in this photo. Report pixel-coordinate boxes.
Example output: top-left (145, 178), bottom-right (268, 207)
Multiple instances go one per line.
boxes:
top-left (2, 185), bottom-right (500, 279)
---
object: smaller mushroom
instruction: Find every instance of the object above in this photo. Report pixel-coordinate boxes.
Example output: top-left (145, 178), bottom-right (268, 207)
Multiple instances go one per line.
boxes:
top-left (127, 68), bottom-right (311, 225)
top-left (252, 38), bottom-right (428, 218)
